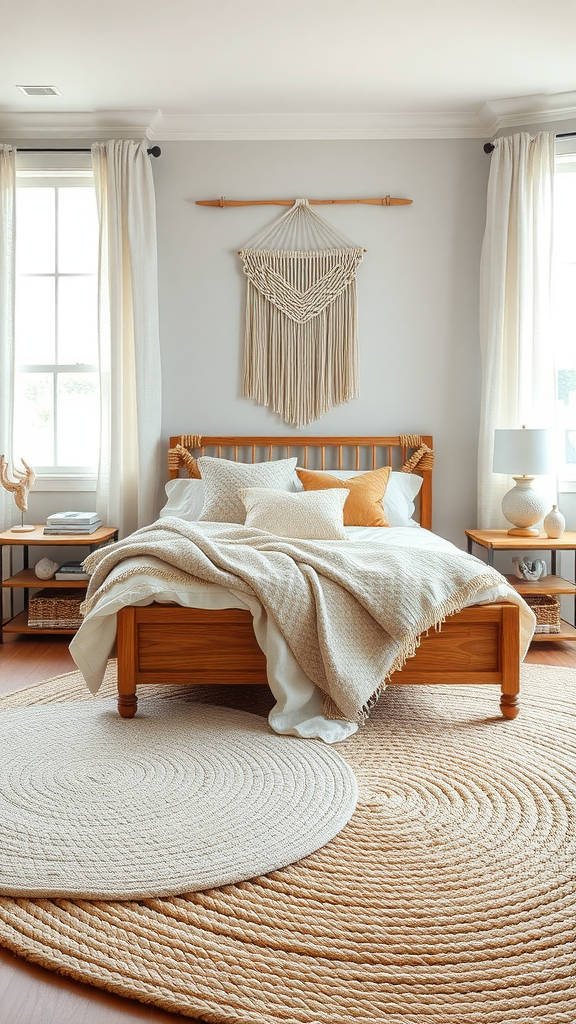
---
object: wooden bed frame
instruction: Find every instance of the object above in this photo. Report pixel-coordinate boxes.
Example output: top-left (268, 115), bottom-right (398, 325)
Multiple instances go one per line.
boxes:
top-left (116, 434), bottom-right (521, 721)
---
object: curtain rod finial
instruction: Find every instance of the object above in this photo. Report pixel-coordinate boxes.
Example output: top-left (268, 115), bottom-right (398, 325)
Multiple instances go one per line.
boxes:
top-left (483, 142), bottom-right (495, 154)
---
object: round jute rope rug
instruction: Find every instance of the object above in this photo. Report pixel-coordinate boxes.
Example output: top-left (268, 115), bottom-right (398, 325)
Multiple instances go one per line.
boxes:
top-left (0, 663), bottom-right (574, 1024)
top-left (0, 692), bottom-right (357, 899)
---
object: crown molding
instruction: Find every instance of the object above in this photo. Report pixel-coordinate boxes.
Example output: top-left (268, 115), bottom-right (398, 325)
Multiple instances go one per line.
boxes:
top-left (0, 111), bottom-right (156, 141)
top-left (2, 92), bottom-right (576, 143)
top-left (478, 91), bottom-right (576, 135)
top-left (147, 110), bottom-right (489, 140)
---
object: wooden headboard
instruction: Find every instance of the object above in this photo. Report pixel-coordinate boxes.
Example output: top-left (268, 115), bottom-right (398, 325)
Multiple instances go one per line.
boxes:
top-left (168, 434), bottom-right (434, 530)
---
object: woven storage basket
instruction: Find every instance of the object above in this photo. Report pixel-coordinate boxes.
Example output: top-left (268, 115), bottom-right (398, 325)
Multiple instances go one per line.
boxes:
top-left (523, 593), bottom-right (561, 634)
top-left (28, 588), bottom-right (86, 629)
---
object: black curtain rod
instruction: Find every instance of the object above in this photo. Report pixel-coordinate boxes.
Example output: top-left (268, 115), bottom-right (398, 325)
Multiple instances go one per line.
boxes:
top-left (484, 131), bottom-right (576, 154)
top-left (16, 145), bottom-right (161, 157)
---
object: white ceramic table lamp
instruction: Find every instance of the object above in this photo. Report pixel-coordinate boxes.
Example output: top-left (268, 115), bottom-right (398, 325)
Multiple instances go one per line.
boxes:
top-left (493, 427), bottom-right (554, 536)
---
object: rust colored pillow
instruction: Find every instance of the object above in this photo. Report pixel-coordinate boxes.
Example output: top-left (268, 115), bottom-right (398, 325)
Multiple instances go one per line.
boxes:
top-left (296, 466), bottom-right (391, 527)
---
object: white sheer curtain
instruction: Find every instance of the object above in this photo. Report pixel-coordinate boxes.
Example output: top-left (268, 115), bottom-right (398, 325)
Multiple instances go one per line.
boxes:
top-left (92, 140), bottom-right (162, 538)
top-left (0, 144), bottom-right (16, 533)
top-left (477, 131), bottom-right (556, 528)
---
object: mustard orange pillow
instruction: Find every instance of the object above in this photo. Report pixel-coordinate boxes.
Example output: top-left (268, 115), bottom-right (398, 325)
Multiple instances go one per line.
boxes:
top-left (296, 467), bottom-right (391, 527)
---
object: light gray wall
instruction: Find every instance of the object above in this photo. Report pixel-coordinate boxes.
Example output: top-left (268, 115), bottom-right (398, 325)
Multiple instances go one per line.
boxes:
top-left (12, 136), bottom-right (490, 549)
top-left (153, 139), bottom-right (490, 546)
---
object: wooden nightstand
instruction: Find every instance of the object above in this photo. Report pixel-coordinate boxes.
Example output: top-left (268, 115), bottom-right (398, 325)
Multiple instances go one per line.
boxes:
top-left (0, 525), bottom-right (118, 640)
top-left (465, 529), bottom-right (576, 643)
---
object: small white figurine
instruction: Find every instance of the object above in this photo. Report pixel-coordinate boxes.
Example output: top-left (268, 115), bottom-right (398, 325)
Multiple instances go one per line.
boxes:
top-left (512, 556), bottom-right (548, 581)
top-left (0, 455), bottom-right (36, 532)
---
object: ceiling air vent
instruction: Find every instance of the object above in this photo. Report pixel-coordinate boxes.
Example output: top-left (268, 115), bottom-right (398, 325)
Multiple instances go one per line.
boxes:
top-left (16, 85), bottom-right (61, 97)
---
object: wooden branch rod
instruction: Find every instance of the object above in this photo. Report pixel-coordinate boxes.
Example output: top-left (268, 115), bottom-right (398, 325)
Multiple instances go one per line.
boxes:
top-left (196, 196), bottom-right (412, 207)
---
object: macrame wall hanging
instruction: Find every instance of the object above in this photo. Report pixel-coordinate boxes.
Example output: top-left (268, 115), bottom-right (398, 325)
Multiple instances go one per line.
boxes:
top-left (238, 199), bottom-right (364, 429)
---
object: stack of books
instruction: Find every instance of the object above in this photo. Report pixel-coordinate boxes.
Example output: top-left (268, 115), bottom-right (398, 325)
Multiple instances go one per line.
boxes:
top-left (43, 511), bottom-right (102, 535)
top-left (55, 560), bottom-right (91, 581)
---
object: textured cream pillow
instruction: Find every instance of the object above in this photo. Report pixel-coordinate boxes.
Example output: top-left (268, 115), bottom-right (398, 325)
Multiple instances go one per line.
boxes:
top-left (239, 487), bottom-right (349, 540)
top-left (198, 456), bottom-right (298, 524)
top-left (296, 466), bottom-right (391, 527)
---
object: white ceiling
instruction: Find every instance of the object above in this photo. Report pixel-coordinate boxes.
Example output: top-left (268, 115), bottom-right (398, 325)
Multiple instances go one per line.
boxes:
top-left (2, 0), bottom-right (576, 140)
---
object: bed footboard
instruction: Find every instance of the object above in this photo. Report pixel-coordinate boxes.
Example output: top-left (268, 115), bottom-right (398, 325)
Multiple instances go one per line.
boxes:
top-left (389, 602), bottom-right (520, 719)
top-left (116, 601), bottom-right (521, 720)
top-left (116, 605), bottom-right (268, 718)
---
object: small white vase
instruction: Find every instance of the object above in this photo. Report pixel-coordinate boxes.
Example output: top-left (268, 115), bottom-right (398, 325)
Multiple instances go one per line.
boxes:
top-left (543, 505), bottom-right (565, 539)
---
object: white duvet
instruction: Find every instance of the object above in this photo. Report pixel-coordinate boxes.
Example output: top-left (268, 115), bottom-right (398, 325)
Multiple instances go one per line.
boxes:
top-left (70, 526), bottom-right (535, 744)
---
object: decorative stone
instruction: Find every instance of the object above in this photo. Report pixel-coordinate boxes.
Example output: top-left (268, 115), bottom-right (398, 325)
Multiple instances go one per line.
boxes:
top-left (543, 505), bottom-right (565, 539)
top-left (34, 557), bottom-right (59, 580)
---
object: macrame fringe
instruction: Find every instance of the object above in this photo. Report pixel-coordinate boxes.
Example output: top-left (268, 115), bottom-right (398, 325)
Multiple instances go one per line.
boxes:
top-left (243, 276), bottom-right (359, 428)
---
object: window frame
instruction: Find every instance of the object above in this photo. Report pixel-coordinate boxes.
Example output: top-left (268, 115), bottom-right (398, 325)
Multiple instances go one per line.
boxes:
top-left (15, 154), bottom-right (99, 491)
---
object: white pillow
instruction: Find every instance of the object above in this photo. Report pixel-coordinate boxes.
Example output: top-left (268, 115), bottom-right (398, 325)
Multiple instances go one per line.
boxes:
top-left (295, 469), bottom-right (422, 527)
top-left (160, 478), bottom-right (205, 520)
top-left (198, 456), bottom-right (299, 524)
top-left (239, 486), bottom-right (348, 540)
top-left (382, 472), bottom-right (423, 527)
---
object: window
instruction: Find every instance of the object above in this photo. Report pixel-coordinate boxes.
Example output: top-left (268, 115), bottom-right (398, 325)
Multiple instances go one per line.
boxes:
top-left (14, 158), bottom-right (99, 481)
top-left (553, 149), bottom-right (576, 482)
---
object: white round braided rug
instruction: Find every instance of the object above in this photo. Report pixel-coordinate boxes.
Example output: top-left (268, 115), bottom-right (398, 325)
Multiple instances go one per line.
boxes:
top-left (0, 693), bottom-right (357, 899)
top-left (0, 663), bottom-right (574, 1024)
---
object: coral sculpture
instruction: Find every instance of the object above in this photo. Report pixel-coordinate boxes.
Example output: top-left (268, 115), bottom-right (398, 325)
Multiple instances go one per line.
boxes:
top-left (0, 456), bottom-right (36, 531)
top-left (0, 456), bottom-right (36, 512)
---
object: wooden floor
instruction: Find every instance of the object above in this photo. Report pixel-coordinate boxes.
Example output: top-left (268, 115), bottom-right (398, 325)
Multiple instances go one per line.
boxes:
top-left (0, 633), bottom-right (575, 1024)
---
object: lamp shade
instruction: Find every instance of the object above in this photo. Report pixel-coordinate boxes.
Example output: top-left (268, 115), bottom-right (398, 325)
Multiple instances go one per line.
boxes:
top-left (493, 428), bottom-right (554, 476)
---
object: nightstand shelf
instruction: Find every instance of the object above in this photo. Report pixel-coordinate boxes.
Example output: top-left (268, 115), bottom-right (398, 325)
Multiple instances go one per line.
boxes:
top-left (502, 574), bottom-right (576, 596)
top-left (528, 620), bottom-right (576, 642)
top-left (0, 525), bottom-right (117, 639)
top-left (466, 529), bottom-right (576, 644)
top-left (2, 569), bottom-right (89, 589)
top-left (1, 610), bottom-right (79, 635)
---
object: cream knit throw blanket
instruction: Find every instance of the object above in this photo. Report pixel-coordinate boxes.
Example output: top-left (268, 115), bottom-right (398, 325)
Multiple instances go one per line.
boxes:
top-left (82, 518), bottom-right (506, 724)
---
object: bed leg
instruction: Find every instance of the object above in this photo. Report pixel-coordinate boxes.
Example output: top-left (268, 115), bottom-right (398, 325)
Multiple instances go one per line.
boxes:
top-left (500, 604), bottom-right (520, 720)
top-left (118, 691), bottom-right (138, 718)
top-left (117, 607), bottom-right (138, 719)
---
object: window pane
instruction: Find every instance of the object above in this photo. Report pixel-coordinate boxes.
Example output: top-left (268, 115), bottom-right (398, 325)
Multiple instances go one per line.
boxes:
top-left (554, 264), bottom-right (576, 361)
top-left (16, 189), bottom-right (55, 273)
top-left (14, 373), bottom-right (54, 466)
top-left (57, 373), bottom-right (99, 467)
top-left (553, 162), bottom-right (576, 476)
top-left (57, 276), bottom-right (98, 364)
top-left (15, 277), bottom-right (56, 364)
top-left (14, 177), bottom-right (99, 475)
top-left (58, 187), bottom-right (99, 274)
top-left (554, 173), bottom-right (576, 264)
top-left (564, 429), bottom-right (576, 467)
